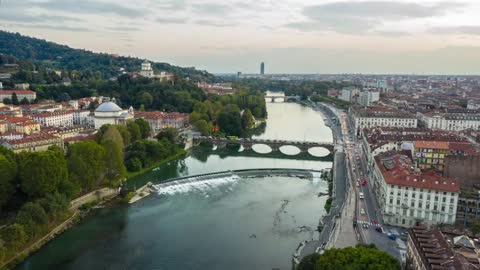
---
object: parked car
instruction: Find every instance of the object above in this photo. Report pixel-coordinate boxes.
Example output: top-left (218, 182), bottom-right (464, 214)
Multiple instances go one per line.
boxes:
top-left (359, 192), bottom-right (364, 199)
top-left (360, 208), bottom-right (365, 215)
top-left (387, 233), bottom-right (397, 240)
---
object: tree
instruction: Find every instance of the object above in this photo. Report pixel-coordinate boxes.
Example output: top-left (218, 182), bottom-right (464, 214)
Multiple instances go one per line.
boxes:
top-left (193, 119), bottom-right (211, 136)
top-left (102, 139), bottom-right (126, 186)
top-left (156, 128), bottom-right (180, 144)
top-left (135, 118), bottom-right (151, 139)
top-left (18, 150), bottom-right (69, 198)
top-left (1, 223), bottom-right (27, 251)
top-left (298, 245), bottom-right (400, 270)
top-left (297, 253), bottom-right (321, 270)
top-left (20, 97), bottom-right (30, 105)
top-left (218, 105), bottom-right (243, 136)
top-left (67, 141), bottom-right (106, 192)
top-left (137, 91), bottom-right (153, 108)
top-left (101, 125), bottom-right (125, 150)
top-left (18, 202), bottom-right (48, 225)
top-left (241, 108), bottom-right (254, 130)
top-left (125, 157), bottom-right (142, 172)
top-left (11, 92), bottom-right (19, 105)
top-left (2, 98), bottom-right (11, 104)
top-left (115, 125), bottom-right (131, 147)
top-left (127, 121), bottom-right (142, 143)
top-left (0, 153), bottom-right (16, 208)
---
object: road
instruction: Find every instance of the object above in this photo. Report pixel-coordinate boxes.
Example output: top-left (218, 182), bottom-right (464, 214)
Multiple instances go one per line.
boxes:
top-left (297, 103), bottom-right (349, 262)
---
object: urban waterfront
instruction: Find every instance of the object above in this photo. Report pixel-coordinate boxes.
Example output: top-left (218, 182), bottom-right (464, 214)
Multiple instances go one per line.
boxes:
top-left (16, 100), bottom-right (334, 270)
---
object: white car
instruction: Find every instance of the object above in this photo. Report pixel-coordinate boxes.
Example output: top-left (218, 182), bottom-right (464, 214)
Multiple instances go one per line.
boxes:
top-left (359, 192), bottom-right (364, 199)
top-left (360, 208), bottom-right (365, 215)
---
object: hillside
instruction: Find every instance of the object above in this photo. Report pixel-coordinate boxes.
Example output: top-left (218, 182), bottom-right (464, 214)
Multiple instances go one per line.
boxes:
top-left (0, 31), bottom-right (214, 82)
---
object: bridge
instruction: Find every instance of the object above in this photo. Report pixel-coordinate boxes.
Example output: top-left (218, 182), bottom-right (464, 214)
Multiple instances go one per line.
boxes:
top-left (265, 95), bottom-right (301, 102)
top-left (193, 136), bottom-right (335, 153)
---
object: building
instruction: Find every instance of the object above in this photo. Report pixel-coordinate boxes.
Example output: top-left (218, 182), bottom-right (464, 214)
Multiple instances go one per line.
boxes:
top-left (372, 151), bottom-right (459, 228)
top-left (340, 87), bottom-right (353, 102)
top-left (138, 61), bottom-right (174, 81)
top-left (414, 141), bottom-right (475, 172)
top-left (358, 91), bottom-right (380, 106)
top-left (0, 133), bottom-right (63, 153)
top-left (73, 110), bottom-right (93, 126)
top-left (0, 90), bottom-right (36, 102)
top-left (31, 110), bottom-right (74, 127)
top-left (15, 120), bottom-right (40, 135)
top-left (421, 112), bottom-right (480, 131)
top-left (134, 111), bottom-right (188, 134)
top-left (139, 61), bottom-right (154, 78)
top-left (260, 62), bottom-right (265, 75)
top-left (407, 225), bottom-right (480, 270)
top-left (349, 106), bottom-right (418, 135)
top-left (93, 102), bottom-right (134, 129)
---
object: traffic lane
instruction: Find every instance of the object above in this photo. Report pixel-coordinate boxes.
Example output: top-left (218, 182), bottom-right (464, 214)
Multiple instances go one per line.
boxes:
top-left (364, 228), bottom-right (401, 260)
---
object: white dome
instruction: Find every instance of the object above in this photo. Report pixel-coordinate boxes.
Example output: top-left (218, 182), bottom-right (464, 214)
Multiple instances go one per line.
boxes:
top-left (96, 102), bottom-right (122, 112)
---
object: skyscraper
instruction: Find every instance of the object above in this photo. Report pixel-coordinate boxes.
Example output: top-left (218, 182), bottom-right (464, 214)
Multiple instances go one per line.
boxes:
top-left (260, 62), bottom-right (265, 75)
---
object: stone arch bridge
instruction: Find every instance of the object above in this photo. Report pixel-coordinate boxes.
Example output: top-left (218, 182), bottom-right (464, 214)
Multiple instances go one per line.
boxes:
top-left (265, 95), bottom-right (301, 102)
top-left (193, 137), bottom-right (335, 153)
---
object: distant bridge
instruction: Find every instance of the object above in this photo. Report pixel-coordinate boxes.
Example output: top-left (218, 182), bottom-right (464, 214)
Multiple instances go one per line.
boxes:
top-left (265, 95), bottom-right (301, 102)
top-left (193, 137), bottom-right (335, 153)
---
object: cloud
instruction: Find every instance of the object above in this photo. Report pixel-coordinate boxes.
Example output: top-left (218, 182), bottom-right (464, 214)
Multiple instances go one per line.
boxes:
top-left (429, 26), bottom-right (480, 35)
top-left (287, 1), bottom-right (463, 34)
top-left (33, 0), bottom-right (145, 18)
top-left (107, 26), bottom-right (140, 32)
top-left (192, 3), bottom-right (231, 16)
top-left (5, 23), bottom-right (91, 32)
top-left (0, 13), bottom-right (83, 23)
top-left (156, 17), bottom-right (188, 24)
top-left (195, 19), bottom-right (235, 27)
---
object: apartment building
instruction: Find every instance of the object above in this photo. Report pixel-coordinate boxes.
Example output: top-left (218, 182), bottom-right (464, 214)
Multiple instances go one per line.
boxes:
top-left (421, 112), bottom-right (480, 131)
top-left (349, 106), bottom-right (417, 135)
top-left (372, 151), bottom-right (459, 228)
top-left (31, 110), bottom-right (74, 127)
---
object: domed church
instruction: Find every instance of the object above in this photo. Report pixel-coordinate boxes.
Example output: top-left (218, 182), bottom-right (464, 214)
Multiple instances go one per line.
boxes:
top-left (94, 101), bottom-right (134, 129)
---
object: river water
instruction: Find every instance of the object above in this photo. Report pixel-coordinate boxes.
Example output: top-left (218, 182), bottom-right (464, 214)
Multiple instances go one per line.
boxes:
top-left (16, 97), bottom-right (334, 270)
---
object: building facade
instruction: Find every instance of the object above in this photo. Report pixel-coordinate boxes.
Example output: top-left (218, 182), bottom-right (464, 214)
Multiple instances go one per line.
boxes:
top-left (372, 151), bottom-right (459, 228)
top-left (93, 102), bottom-right (134, 129)
top-left (31, 110), bottom-right (74, 127)
top-left (421, 112), bottom-right (480, 131)
top-left (0, 90), bottom-right (36, 102)
top-left (358, 91), bottom-right (380, 106)
top-left (350, 106), bottom-right (418, 135)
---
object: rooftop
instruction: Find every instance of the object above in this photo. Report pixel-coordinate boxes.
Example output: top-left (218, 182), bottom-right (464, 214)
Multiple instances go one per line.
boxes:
top-left (375, 151), bottom-right (459, 192)
top-left (95, 102), bottom-right (123, 112)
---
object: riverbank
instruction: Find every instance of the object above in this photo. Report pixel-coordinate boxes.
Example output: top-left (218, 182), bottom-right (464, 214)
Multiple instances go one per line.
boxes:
top-left (126, 149), bottom-right (187, 179)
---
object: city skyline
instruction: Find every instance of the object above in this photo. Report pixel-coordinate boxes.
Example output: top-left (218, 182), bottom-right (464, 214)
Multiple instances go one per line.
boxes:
top-left (1, 0), bottom-right (480, 74)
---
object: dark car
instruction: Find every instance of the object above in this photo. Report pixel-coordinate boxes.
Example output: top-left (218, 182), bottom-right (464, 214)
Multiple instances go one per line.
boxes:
top-left (375, 227), bottom-right (382, 233)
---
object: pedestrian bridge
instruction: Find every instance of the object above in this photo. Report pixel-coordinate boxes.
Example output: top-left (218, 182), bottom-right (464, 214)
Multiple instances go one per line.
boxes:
top-left (265, 95), bottom-right (301, 102)
top-left (193, 136), bottom-right (335, 153)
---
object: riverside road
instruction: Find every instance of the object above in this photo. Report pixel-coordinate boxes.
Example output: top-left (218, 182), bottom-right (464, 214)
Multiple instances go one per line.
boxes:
top-left (298, 103), bottom-right (349, 261)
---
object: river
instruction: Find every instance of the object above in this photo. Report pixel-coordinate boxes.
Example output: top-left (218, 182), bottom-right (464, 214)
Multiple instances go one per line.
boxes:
top-left (15, 96), bottom-right (334, 270)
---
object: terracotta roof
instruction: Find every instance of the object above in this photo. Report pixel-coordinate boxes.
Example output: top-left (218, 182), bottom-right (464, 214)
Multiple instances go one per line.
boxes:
top-left (2, 133), bottom-right (60, 145)
top-left (31, 110), bottom-right (74, 118)
top-left (375, 151), bottom-right (459, 192)
top-left (415, 141), bottom-right (450, 150)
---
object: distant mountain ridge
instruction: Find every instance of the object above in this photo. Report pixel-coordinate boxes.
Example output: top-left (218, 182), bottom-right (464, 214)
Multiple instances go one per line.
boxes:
top-left (0, 30), bottom-right (214, 82)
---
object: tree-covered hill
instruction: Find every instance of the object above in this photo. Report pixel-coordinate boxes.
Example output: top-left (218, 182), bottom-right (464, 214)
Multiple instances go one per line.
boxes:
top-left (0, 31), bottom-right (214, 82)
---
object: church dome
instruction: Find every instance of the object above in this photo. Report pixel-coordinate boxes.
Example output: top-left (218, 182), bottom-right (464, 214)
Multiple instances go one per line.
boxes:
top-left (96, 102), bottom-right (122, 112)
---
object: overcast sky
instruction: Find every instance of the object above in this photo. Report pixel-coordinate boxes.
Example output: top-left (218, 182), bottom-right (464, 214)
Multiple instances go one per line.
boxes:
top-left (1, 0), bottom-right (480, 74)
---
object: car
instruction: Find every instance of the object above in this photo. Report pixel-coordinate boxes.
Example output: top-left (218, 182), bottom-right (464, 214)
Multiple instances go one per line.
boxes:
top-left (360, 208), bottom-right (365, 215)
top-left (375, 227), bottom-right (383, 233)
top-left (363, 223), bottom-right (369, 229)
top-left (359, 192), bottom-right (364, 199)
top-left (356, 182), bottom-right (359, 187)
top-left (387, 233), bottom-right (397, 240)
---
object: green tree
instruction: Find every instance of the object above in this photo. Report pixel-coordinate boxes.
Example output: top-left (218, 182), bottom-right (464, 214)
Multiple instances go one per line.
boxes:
top-left (156, 128), bottom-right (180, 144)
top-left (101, 125), bottom-right (125, 150)
top-left (11, 92), bottom-right (19, 105)
top-left (18, 151), bottom-right (69, 198)
top-left (299, 245), bottom-right (400, 270)
top-left (1, 223), bottom-right (27, 251)
top-left (0, 240), bottom-right (6, 263)
top-left (218, 105), bottom-right (243, 136)
top-left (125, 157), bottom-right (142, 172)
top-left (102, 139), bottom-right (126, 186)
top-left (67, 141), bottom-right (106, 192)
top-left (135, 118), bottom-right (151, 139)
top-left (241, 108), bottom-right (254, 130)
top-left (115, 125), bottom-right (131, 147)
top-left (0, 153), bottom-right (16, 208)
top-left (20, 97), bottom-right (30, 104)
top-left (297, 253), bottom-right (321, 270)
top-left (127, 121), bottom-right (142, 142)
top-left (137, 91), bottom-right (153, 108)
top-left (194, 119), bottom-right (212, 136)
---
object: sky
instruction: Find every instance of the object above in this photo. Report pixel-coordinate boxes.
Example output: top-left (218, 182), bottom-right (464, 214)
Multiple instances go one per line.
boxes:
top-left (1, 0), bottom-right (480, 74)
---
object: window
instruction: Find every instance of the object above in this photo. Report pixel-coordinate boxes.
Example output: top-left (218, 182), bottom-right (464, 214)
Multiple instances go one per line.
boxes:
top-left (442, 197), bottom-right (446, 203)
top-left (411, 201), bottom-right (415, 207)
top-left (419, 202), bottom-right (423, 208)
top-left (390, 198), bottom-right (393, 204)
